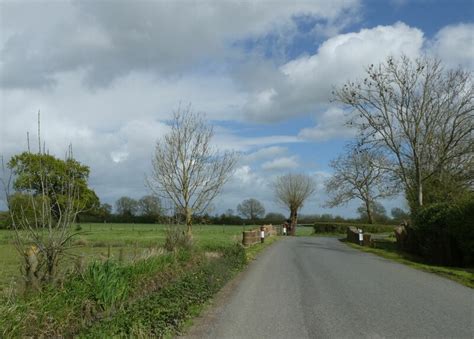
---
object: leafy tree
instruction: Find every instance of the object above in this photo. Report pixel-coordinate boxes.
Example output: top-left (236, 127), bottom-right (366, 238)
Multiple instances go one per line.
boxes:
top-left (264, 212), bottom-right (286, 224)
top-left (1, 121), bottom-right (94, 285)
top-left (391, 207), bottom-right (409, 223)
top-left (357, 201), bottom-right (388, 223)
top-left (93, 203), bottom-right (112, 220)
top-left (237, 198), bottom-right (265, 223)
top-left (115, 196), bottom-right (138, 217)
top-left (138, 195), bottom-right (161, 217)
top-left (8, 152), bottom-right (99, 217)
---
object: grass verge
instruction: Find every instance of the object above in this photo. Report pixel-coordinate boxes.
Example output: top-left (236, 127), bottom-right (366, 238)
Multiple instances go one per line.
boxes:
top-left (0, 235), bottom-right (281, 337)
top-left (342, 239), bottom-right (474, 288)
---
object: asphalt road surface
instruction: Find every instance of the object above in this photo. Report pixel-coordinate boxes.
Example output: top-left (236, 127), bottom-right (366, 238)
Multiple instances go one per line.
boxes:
top-left (183, 236), bottom-right (473, 339)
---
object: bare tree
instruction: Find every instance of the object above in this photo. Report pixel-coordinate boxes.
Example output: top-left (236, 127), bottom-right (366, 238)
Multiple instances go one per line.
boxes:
top-left (325, 147), bottom-right (397, 224)
top-left (148, 106), bottom-right (237, 235)
top-left (1, 115), bottom-right (86, 287)
top-left (274, 173), bottom-right (315, 235)
top-left (237, 198), bottom-right (265, 224)
top-left (334, 56), bottom-right (473, 210)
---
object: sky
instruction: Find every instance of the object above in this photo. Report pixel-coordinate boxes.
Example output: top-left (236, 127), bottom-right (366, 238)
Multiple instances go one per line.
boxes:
top-left (1, 0), bottom-right (473, 218)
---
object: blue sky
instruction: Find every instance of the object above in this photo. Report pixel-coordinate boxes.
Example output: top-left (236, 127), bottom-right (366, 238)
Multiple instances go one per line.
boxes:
top-left (1, 0), bottom-right (473, 218)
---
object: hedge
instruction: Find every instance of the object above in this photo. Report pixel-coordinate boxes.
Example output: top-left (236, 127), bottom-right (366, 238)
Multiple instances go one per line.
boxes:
top-left (313, 222), bottom-right (395, 234)
top-left (411, 197), bottom-right (474, 267)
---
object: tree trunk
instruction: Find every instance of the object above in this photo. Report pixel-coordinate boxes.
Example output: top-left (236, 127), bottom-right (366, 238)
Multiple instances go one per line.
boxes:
top-left (365, 200), bottom-right (374, 224)
top-left (185, 207), bottom-right (192, 235)
top-left (290, 209), bottom-right (298, 236)
top-left (418, 182), bottom-right (423, 207)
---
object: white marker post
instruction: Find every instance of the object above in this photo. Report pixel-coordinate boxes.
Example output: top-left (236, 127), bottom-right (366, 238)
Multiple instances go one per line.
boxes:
top-left (260, 227), bottom-right (265, 243)
top-left (358, 229), bottom-right (363, 245)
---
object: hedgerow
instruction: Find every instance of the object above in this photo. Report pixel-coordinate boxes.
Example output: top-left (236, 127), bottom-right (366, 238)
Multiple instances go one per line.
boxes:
top-left (313, 222), bottom-right (395, 234)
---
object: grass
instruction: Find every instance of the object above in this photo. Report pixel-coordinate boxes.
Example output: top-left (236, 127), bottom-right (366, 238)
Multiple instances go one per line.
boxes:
top-left (294, 226), bottom-right (314, 237)
top-left (342, 238), bottom-right (474, 288)
top-left (0, 223), bottom-right (254, 295)
top-left (0, 223), bottom-right (281, 337)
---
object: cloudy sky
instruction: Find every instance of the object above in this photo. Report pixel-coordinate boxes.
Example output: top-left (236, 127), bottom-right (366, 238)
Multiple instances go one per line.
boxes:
top-left (1, 0), bottom-right (473, 218)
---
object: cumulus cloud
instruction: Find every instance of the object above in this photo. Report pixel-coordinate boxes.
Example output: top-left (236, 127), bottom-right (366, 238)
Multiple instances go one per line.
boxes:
top-left (430, 23), bottom-right (474, 69)
top-left (0, 0), bottom-right (360, 89)
top-left (1, 0), bottom-right (472, 216)
top-left (243, 22), bottom-right (424, 122)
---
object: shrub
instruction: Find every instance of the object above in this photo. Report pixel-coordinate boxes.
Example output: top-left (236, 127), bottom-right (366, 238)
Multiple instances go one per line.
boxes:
top-left (0, 211), bottom-right (9, 229)
top-left (412, 196), bottom-right (474, 266)
top-left (164, 226), bottom-right (193, 252)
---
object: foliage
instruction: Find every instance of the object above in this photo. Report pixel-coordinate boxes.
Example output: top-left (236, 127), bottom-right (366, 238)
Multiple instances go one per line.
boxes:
top-left (4, 144), bottom-right (96, 286)
top-left (356, 201), bottom-right (389, 223)
top-left (237, 198), bottom-right (265, 222)
top-left (391, 207), bottom-right (410, 223)
top-left (164, 225), bottom-right (193, 252)
top-left (0, 242), bottom-right (248, 337)
top-left (263, 212), bottom-right (286, 224)
top-left (115, 196), bottom-right (139, 217)
top-left (0, 250), bottom-right (188, 337)
top-left (79, 244), bottom-right (246, 337)
top-left (0, 211), bottom-right (8, 229)
top-left (138, 195), bottom-right (161, 217)
top-left (411, 195), bottom-right (474, 266)
top-left (343, 239), bottom-right (474, 288)
top-left (8, 152), bottom-right (99, 215)
top-left (313, 221), bottom-right (395, 234)
top-left (79, 260), bottom-right (130, 314)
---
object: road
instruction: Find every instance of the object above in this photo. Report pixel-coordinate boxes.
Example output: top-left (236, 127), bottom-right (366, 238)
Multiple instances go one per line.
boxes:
top-left (183, 236), bottom-right (473, 338)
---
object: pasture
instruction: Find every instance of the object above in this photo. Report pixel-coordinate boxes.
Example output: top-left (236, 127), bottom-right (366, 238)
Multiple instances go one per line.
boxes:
top-left (0, 223), bottom-right (310, 294)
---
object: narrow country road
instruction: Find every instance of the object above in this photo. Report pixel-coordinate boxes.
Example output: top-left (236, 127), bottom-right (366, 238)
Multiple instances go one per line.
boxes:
top-left (183, 236), bottom-right (473, 339)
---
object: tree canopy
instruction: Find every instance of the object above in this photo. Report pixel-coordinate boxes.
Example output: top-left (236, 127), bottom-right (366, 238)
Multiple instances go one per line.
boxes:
top-left (237, 198), bottom-right (265, 222)
top-left (335, 56), bottom-right (473, 212)
top-left (8, 152), bottom-right (99, 216)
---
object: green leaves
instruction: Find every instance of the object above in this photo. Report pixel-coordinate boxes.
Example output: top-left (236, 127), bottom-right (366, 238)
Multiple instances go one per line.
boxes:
top-left (8, 152), bottom-right (99, 215)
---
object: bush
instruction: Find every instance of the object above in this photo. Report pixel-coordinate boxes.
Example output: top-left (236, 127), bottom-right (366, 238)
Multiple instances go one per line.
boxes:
top-left (313, 222), bottom-right (394, 234)
top-left (412, 197), bottom-right (474, 266)
top-left (0, 211), bottom-right (10, 229)
top-left (164, 226), bottom-right (193, 252)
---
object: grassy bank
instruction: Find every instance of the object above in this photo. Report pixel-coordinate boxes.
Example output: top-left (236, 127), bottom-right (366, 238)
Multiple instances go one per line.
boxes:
top-left (0, 225), bottom-right (280, 337)
top-left (0, 223), bottom-right (251, 294)
top-left (343, 238), bottom-right (474, 288)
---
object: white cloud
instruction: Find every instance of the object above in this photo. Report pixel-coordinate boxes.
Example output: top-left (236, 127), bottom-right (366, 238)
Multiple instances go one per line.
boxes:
top-left (299, 107), bottom-right (355, 141)
top-left (243, 146), bottom-right (288, 164)
top-left (0, 0), bottom-right (360, 89)
top-left (243, 22), bottom-right (424, 122)
top-left (430, 23), bottom-right (474, 69)
top-left (261, 156), bottom-right (300, 171)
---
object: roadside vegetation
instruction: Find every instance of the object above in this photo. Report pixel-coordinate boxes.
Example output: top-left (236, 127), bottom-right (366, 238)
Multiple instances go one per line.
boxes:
top-left (0, 223), bottom-right (278, 337)
top-left (343, 238), bottom-right (474, 288)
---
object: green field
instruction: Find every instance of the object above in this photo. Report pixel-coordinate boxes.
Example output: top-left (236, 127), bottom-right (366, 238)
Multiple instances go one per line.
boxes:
top-left (1, 223), bottom-right (313, 294)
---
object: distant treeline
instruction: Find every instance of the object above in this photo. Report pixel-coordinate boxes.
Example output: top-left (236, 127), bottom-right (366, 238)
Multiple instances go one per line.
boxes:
top-left (74, 211), bottom-right (398, 226)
